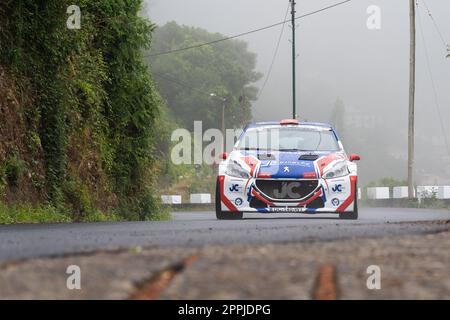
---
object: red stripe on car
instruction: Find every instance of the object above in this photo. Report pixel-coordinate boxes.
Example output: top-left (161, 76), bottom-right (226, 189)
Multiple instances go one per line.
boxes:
top-left (257, 172), bottom-right (272, 178)
top-left (251, 188), bottom-right (275, 206)
top-left (241, 156), bottom-right (259, 176)
top-left (297, 189), bottom-right (322, 206)
top-left (218, 175), bottom-right (238, 211)
top-left (303, 172), bottom-right (317, 179)
top-left (316, 153), bottom-right (345, 176)
top-left (336, 176), bottom-right (357, 212)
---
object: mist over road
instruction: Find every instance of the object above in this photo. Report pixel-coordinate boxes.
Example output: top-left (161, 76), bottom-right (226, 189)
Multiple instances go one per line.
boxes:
top-left (0, 207), bottom-right (448, 263)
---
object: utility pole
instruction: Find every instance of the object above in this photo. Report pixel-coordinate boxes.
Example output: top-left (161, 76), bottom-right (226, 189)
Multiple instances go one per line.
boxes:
top-left (290, 0), bottom-right (297, 119)
top-left (221, 99), bottom-right (226, 138)
top-left (408, 0), bottom-right (416, 199)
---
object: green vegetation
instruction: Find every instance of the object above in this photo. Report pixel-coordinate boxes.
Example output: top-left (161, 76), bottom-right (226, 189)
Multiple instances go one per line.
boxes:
top-left (159, 163), bottom-right (215, 204)
top-left (3, 155), bottom-right (27, 189)
top-left (0, 201), bottom-right (126, 224)
top-left (0, 0), bottom-right (168, 223)
top-left (147, 22), bottom-right (262, 131)
top-left (146, 22), bottom-right (262, 193)
top-left (0, 202), bottom-right (71, 224)
top-left (0, 6), bottom-right (261, 224)
top-left (187, 165), bottom-right (216, 195)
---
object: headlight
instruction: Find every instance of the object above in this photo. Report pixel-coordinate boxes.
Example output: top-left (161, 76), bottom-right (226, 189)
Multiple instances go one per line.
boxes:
top-left (322, 161), bottom-right (349, 179)
top-left (226, 161), bottom-right (250, 179)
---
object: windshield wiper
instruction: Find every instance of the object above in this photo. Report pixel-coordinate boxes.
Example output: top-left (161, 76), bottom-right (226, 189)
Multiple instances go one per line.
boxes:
top-left (278, 148), bottom-right (309, 152)
top-left (241, 147), bottom-right (263, 151)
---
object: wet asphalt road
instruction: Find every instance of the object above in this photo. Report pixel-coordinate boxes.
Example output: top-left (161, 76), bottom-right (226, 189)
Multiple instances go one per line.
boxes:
top-left (0, 207), bottom-right (449, 263)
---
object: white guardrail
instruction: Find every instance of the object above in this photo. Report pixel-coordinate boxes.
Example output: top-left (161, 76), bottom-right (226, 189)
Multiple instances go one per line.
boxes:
top-left (161, 186), bottom-right (450, 204)
top-left (367, 186), bottom-right (450, 200)
top-left (161, 193), bottom-right (212, 205)
top-left (190, 193), bottom-right (212, 204)
top-left (367, 187), bottom-right (390, 200)
top-left (160, 195), bottom-right (182, 205)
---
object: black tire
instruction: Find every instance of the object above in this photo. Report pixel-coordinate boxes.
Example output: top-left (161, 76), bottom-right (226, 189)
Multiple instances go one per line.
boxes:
top-left (215, 179), bottom-right (243, 220)
top-left (339, 185), bottom-right (359, 220)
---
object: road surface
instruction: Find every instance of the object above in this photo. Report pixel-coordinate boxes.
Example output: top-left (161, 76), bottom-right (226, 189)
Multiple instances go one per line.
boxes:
top-left (0, 207), bottom-right (449, 262)
top-left (0, 207), bottom-right (449, 299)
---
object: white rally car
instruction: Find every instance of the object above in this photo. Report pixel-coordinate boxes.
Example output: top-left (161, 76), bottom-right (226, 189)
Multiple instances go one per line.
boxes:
top-left (215, 119), bottom-right (360, 220)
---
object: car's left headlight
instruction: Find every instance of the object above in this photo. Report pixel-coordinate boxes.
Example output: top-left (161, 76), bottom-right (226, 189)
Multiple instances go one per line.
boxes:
top-left (226, 160), bottom-right (250, 179)
top-left (322, 161), bottom-right (349, 179)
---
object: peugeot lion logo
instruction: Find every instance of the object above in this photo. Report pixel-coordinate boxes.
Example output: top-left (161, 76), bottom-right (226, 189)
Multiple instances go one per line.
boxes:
top-left (283, 166), bottom-right (290, 173)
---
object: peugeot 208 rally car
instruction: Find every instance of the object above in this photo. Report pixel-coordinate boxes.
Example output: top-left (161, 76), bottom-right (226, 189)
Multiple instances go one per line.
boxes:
top-left (215, 119), bottom-right (361, 220)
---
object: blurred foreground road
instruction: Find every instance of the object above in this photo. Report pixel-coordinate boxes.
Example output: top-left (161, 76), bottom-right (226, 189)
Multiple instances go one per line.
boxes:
top-left (0, 207), bottom-right (449, 299)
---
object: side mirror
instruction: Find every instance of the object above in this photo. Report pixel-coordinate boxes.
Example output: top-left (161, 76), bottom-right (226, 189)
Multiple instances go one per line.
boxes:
top-left (219, 152), bottom-right (228, 160)
top-left (349, 154), bottom-right (361, 162)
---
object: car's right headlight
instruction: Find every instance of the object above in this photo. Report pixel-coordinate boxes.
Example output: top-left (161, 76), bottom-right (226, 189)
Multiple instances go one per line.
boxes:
top-left (226, 160), bottom-right (250, 179)
top-left (322, 161), bottom-right (349, 179)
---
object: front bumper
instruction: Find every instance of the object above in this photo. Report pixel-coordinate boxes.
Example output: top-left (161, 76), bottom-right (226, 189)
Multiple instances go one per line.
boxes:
top-left (218, 174), bottom-right (357, 213)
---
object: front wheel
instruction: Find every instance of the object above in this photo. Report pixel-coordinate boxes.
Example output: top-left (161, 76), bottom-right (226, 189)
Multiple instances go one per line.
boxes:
top-left (339, 188), bottom-right (359, 220)
top-left (215, 178), bottom-right (243, 220)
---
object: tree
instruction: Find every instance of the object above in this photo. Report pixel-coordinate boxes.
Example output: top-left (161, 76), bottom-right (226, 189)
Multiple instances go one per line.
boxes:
top-left (0, 0), bottom-right (164, 221)
top-left (147, 22), bottom-right (261, 131)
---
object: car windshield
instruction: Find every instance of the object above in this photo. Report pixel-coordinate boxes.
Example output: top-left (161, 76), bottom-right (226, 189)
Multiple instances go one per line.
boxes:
top-left (237, 126), bottom-right (340, 152)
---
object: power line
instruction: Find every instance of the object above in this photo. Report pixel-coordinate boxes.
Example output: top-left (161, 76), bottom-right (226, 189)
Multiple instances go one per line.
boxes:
top-left (420, 0), bottom-right (448, 48)
top-left (151, 0), bottom-right (353, 120)
top-left (152, 71), bottom-right (208, 96)
top-left (257, 2), bottom-right (290, 100)
top-left (146, 0), bottom-right (352, 58)
top-left (252, 2), bottom-right (291, 121)
top-left (252, 3), bottom-right (289, 120)
top-left (416, 3), bottom-right (450, 155)
top-left (153, 71), bottom-right (242, 104)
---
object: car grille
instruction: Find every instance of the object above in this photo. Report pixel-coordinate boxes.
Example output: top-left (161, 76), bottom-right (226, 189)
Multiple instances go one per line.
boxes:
top-left (255, 179), bottom-right (319, 201)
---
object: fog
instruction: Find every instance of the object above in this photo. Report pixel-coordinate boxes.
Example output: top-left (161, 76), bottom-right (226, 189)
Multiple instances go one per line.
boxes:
top-left (145, 0), bottom-right (450, 185)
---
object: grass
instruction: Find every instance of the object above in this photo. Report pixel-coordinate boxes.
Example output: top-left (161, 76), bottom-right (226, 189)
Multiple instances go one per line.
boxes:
top-left (78, 209), bottom-right (122, 223)
top-left (0, 202), bottom-right (71, 224)
top-left (160, 164), bottom-right (216, 203)
top-left (363, 198), bottom-right (450, 211)
top-left (418, 198), bottom-right (450, 210)
top-left (146, 210), bottom-right (171, 221)
top-left (0, 201), bottom-right (170, 224)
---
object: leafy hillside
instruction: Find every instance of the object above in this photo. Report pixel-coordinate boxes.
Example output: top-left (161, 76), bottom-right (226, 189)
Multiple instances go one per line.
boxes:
top-left (148, 22), bottom-right (262, 131)
top-left (146, 22), bottom-right (262, 194)
top-left (0, 1), bottom-right (167, 222)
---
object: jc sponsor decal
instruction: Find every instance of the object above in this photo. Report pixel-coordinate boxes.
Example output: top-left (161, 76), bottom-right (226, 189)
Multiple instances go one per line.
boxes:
top-left (332, 184), bottom-right (343, 193)
top-left (229, 184), bottom-right (242, 193)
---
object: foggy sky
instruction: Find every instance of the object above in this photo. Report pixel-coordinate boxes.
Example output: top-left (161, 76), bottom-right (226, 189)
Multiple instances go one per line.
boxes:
top-left (144, 0), bottom-right (450, 184)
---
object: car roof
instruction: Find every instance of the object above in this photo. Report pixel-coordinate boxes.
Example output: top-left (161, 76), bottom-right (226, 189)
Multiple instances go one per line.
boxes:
top-left (244, 121), bottom-right (333, 131)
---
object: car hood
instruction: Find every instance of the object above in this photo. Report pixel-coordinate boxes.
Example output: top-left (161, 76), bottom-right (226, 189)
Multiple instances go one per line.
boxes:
top-left (231, 150), bottom-right (347, 179)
